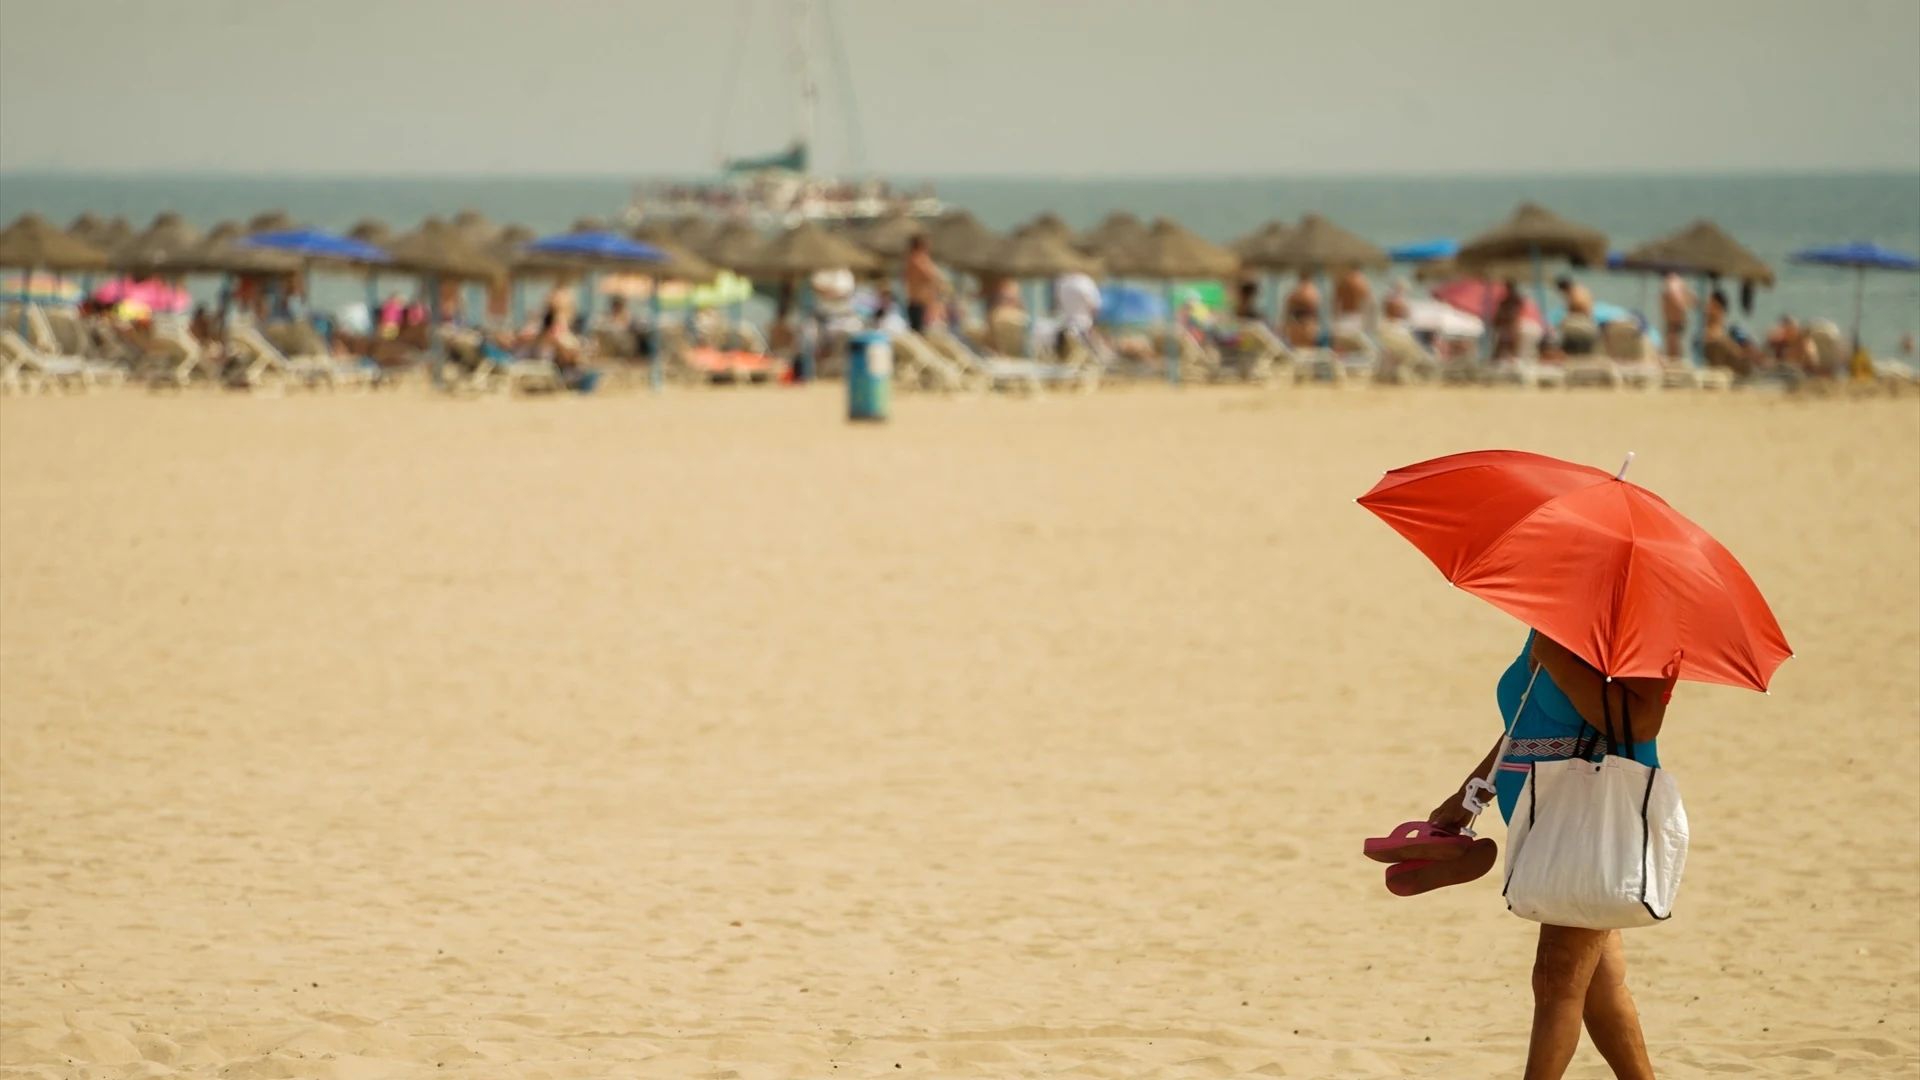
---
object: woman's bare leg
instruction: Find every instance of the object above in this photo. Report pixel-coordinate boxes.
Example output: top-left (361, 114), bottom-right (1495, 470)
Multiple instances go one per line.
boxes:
top-left (1583, 930), bottom-right (1655, 1079)
top-left (1525, 924), bottom-right (1608, 1079)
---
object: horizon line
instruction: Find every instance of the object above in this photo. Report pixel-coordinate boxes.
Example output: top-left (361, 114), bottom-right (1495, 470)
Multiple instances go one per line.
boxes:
top-left (2, 166), bottom-right (1917, 184)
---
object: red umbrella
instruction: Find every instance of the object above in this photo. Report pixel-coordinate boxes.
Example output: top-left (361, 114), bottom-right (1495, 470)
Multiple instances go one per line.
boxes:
top-left (1430, 278), bottom-right (1544, 330)
top-left (1358, 449), bottom-right (1791, 692)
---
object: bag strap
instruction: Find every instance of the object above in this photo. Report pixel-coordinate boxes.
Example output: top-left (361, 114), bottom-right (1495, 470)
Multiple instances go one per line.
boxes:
top-left (1597, 680), bottom-right (1637, 763)
top-left (1462, 663), bottom-right (1542, 828)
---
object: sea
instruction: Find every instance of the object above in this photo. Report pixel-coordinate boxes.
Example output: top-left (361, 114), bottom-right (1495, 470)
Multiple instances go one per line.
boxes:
top-left (2, 172), bottom-right (1916, 348)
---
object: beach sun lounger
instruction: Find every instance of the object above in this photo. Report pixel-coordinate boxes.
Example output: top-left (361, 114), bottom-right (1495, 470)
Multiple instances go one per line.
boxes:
top-left (890, 330), bottom-right (970, 393)
top-left (1, 328), bottom-right (96, 394)
top-left (929, 327), bottom-right (1100, 395)
top-left (229, 320), bottom-right (373, 392)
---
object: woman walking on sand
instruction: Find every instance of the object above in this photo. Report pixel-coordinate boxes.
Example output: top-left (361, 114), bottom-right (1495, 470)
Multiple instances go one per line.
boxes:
top-left (1356, 449), bottom-right (1793, 1080)
top-left (1428, 631), bottom-right (1666, 1080)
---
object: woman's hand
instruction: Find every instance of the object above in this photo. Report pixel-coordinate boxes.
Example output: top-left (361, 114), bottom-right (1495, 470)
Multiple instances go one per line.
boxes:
top-left (1428, 790), bottom-right (1474, 831)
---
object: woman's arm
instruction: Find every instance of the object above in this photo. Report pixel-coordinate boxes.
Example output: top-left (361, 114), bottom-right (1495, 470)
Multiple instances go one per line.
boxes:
top-left (1529, 634), bottom-right (1668, 742)
top-left (1429, 735), bottom-right (1504, 829)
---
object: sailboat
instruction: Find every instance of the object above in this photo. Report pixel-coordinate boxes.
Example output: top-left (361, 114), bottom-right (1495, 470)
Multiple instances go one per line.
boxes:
top-left (621, 0), bottom-right (946, 231)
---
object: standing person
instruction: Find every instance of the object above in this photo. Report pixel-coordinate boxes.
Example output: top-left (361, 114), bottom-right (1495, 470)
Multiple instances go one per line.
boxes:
top-left (1493, 279), bottom-right (1527, 360)
top-left (903, 234), bottom-right (947, 334)
top-left (1429, 631), bottom-right (1667, 1080)
top-left (1283, 273), bottom-right (1322, 349)
top-left (1054, 269), bottom-right (1101, 355)
top-left (1660, 273), bottom-right (1696, 360)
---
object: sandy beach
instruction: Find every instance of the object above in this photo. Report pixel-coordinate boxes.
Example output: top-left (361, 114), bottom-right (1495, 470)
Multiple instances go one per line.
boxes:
top-left (1, 386), bottom-right (1914, 1079)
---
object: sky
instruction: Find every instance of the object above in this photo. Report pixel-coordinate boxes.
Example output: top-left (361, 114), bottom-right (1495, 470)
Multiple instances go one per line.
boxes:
top-left (1, 0), bottom-right (1917, 177)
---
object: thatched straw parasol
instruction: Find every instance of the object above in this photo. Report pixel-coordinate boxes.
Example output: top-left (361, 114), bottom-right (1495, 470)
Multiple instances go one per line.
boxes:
top-left (703, 221), bottom-right (771, 273)
top-left (349, 219), bottom-right (392, 247)
top-left (1015, 212), bottom-right (1076, 245)
top-left (385, 217), bottom-right (507, 282)
top-left (111, 213), bottom-right (204, 273)
top-left (0, 214), bottom-right (111, 271)
top-left (851, 212), bottom-right (927, 261)
top-left (247, 210), bottom-right (298, 234)
top-left (1457, 203), bottom-right (1607, 269)
top-left (926, 210), bottom-right (998, 266)
top-left (736, 221), bottom-right (879, 277)
top-left (451, 209), bottom-right (500, 246)
top-left (1619, 219), bottom-right (1772, 285)
top-left (570, 217), bottom-right (608, 234)
top-left (668, 216), bottom-right (719, 254)
top-left (67, 213), bottom-right (107, 247)
top-left (1106, 217), bottom-right (1237, 279)
top-left (1256, 214), bottom-right (1388, 272)
top-left (191, 221), bottom-right (302, 274)
top-left (1078, 211), bottom-right (1149, 262)
top-left (628, 223), bottom-right (720, 283)
top-left (493, 224), bottom-right (535, 251)
top-left (1230, 220), bottom-right (1293, 263)
top-left (951, 229), bottom-right (1101, 278)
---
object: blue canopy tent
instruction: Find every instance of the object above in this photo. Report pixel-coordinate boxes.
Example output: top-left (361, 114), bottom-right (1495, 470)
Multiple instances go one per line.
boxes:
top-left (1789, 242), bottom-right (1920, 348)
top-left (240, 229), bottom-right (389, 321)
top-left (521, 230), bottom-right (669, 387)
top-left (1388, 238), bottom-right (1458, 264)
top-left (523, 231), bottom-right (666, 264)
top-left (1096, 283), bottom-right (1168, 327)
top-left (242, 229), bottom-right (389, 264)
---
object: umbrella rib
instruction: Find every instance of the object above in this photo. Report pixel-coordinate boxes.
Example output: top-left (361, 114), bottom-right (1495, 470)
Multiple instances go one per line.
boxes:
top-left (1604, 486), bottom-right (1640, 679)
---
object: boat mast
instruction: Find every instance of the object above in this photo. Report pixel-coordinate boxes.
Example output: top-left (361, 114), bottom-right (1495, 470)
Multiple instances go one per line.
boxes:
top-left (790, 0), bottom-right (817, 169)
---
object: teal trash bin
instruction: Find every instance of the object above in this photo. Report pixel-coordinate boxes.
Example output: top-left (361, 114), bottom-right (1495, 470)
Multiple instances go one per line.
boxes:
top-left (847, 331), bottom-right (892, 422)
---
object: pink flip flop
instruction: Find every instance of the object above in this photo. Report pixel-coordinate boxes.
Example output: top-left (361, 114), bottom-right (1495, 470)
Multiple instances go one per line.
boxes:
top-left (1363, 820), bottom-right (1476, 864)
top-left (1384, 839), bottom-right (1498, 896)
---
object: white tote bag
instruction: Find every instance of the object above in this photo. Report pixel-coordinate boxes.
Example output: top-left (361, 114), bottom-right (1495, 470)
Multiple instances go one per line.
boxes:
top-left (1503, 754), bottom-right (1689, 930)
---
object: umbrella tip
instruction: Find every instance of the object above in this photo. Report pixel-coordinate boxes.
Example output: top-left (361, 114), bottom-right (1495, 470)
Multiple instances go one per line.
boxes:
top-left (1614, 452), bottom-right (1635, 480)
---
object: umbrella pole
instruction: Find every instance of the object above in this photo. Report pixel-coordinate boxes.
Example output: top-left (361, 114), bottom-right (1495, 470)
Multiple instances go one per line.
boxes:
top-left (1853, 265), bottom-right (1866, 351)
top-left (1531, 243), bottom-right (1546, 334)
top-left (1696, 274), bottom-right (1708, 363)
top-left (1318, 269), bottom-right (1329, 349)
top-left (1480, 273), bottom-right (1495, 363)
top-left (649, 275), bottom-right (664, 393)
top-left (511, 279), bottom-right (525, 328)
top-left (366, 271), bottom-right (380, 325)
top-left (1163, 280), bottom-right (1178, 385)
top-left (799, 277), bottom-right (816, 383)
